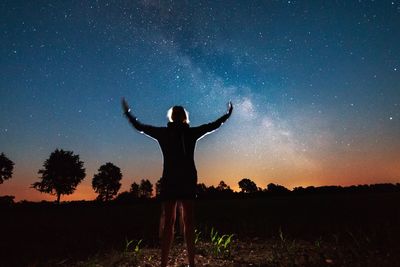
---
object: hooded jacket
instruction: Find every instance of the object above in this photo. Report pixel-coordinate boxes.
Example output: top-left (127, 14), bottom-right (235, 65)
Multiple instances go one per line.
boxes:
top-left (124, 111), bottom-right (230, 183)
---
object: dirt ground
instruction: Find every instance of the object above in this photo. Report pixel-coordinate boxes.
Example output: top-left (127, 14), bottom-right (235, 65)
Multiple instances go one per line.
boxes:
top-left (64, 238), bottom-right (398, 267)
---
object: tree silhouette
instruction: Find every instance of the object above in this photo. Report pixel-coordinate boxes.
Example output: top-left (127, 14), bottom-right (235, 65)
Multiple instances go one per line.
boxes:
top-left (0, 153), bottom-right (14, 184)
top-left (32, 149), bottom-right (85, 204)
top-left (114, 191), bottom-right (135, 203)
top-left (267, 183), bottom-right (290, 194)
top-left (92, 162), bottom-right (122, 201)
top-left (238, 178), bottom-right (258, 193)
top-left (195, 183), bottom-right (207, 198)
top-left (155, 177), bottom-right (163, 198)
top-left (130, 182), bottom-right (140, 198)
top-left (139, 179), bottom-right (153, 198)
top-left (0, 195), bottom-right (15, 205)
top-left (217, 180), bottom-right (231, 191)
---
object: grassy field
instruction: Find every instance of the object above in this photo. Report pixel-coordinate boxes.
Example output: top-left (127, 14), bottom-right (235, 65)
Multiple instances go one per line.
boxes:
top-left (1, 192), bottom-right (399, 266)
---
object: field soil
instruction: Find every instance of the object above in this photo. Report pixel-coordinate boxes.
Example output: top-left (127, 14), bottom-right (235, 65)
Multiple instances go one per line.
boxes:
top-left (1, 193), bottom-right (399, 266)
top-left (56, 238), bottom-right (398, 267)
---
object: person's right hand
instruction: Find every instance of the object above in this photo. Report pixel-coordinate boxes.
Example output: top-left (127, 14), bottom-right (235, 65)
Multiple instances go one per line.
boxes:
top-left (121, 97), bottom-right (131, 114)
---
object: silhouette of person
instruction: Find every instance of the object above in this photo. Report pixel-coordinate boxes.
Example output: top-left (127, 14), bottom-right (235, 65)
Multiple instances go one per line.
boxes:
top-left (122, 98), bottom-right (233, 267)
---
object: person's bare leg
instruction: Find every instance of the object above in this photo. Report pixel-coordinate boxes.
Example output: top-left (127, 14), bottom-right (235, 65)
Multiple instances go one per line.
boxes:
top-left (181, 200), bottom-right (195, 267)
top-left (178, 202), bottom-right (185, 235)
top-left (159, 204), bottom-right (165, 240)
top-left (161, 201), bottom-right (177, 267)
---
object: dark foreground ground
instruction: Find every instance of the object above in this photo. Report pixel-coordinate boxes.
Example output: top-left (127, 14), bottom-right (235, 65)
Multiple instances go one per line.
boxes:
top-left (1, 192), bottom-right (399, 266)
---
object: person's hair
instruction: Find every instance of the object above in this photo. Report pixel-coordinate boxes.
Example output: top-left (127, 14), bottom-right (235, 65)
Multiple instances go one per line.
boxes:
top-left (167, 106), bottom-right (189, 123)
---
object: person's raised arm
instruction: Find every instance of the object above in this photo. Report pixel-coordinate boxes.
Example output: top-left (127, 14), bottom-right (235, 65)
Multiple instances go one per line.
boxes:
top-left (193, 101), bottom-right (233, 139)
top-left (122, 98), bottom-right (161, 139)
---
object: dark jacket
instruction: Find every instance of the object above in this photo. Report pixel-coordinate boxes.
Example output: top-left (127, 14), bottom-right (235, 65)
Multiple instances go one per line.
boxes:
top-left (125, 111), bottom-right (230, 184)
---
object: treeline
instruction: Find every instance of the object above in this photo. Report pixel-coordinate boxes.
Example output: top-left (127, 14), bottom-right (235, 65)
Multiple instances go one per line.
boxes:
top-left (189, 181), bottom-right (400, 199)
top-left (113, 180), bottom-right (400, 203)
top-left (1, 150), bottom-right (400, 205)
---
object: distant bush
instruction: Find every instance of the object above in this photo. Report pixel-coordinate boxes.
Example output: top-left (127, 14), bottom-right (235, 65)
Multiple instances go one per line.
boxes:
top-left (0, 195), bottom-right (15, 206)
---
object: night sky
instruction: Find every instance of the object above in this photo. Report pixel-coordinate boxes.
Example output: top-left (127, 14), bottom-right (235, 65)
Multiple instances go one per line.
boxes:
top-left (1, 1), bottom-right (399, 201)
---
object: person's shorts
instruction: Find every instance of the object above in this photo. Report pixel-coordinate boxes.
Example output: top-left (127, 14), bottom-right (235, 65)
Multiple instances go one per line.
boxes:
top-left (159, 177), bottom-right (196, 201)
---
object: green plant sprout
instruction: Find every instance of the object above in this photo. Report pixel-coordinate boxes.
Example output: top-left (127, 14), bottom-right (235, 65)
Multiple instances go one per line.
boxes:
top-left (195, 229), bottom-right (201, 245)
top-left (209, 227), bottom-right (235, 258)
top-left (124, 238), bottom-right (143, 256)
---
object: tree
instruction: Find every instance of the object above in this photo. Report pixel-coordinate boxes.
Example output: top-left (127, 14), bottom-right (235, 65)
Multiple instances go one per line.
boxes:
top-left (155, 177), bottom-right (163, 198)
top-left (0, 195), bottom-right (15, 206)
top-left (32, 149), bottom-right (85, 204)
top-left (266, 183), bottom-right (290, 194)
top-left (217, 180), bottom-right (231, 191)
top-left (0, 153), bottom-right (14, 184)
top-left (130, 182), bottom-right (140, 198)
top-left (196, 183), bottom-right (208, 198)
top-left (238, 178), bottom-right (258, 193)
top-left (139, 179), bottom-right (153, 198)
top-left (92, 162), bottom-right (122, 201)
top-left (114, 191), bottom-right (135, 203)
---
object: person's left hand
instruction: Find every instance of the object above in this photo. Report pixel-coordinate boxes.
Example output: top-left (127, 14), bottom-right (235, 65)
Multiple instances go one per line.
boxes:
top-left (227, 101), bottom-right (233, 115)
top-left (121, 97), bottom-right (131, 114)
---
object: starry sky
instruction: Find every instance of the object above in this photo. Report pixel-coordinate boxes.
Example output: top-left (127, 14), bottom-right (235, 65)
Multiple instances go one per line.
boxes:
top-left (1, 0), bottom-right (399, 201)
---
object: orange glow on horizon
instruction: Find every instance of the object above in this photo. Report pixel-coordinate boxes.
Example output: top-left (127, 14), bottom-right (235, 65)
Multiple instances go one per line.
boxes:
top-left (1, 157), bottom-right (399, 202)
top-left (1, 145), bottom-right (399, 202)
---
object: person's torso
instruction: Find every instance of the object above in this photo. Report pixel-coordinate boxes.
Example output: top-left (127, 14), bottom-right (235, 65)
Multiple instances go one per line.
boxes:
top-left (157, 123), bottom-right (197, 178)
